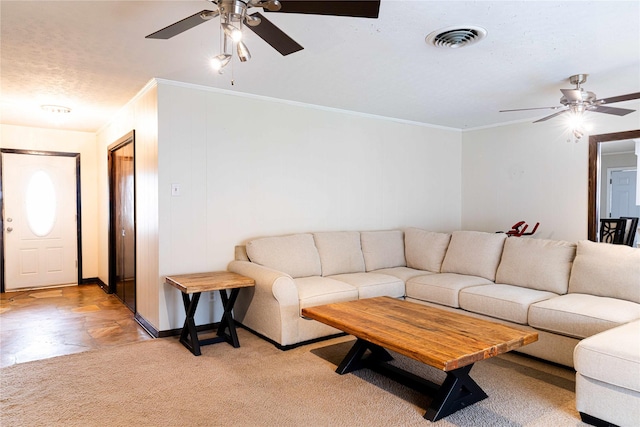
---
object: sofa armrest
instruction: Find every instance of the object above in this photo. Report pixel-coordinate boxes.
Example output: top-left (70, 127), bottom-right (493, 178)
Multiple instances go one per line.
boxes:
top-left (228, 260), bottom-right (297, 306)
top-left (227, 260), bottom-right (300, 345)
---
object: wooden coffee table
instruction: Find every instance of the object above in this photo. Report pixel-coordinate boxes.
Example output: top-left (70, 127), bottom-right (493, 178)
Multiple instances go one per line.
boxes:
top-left (301, 296), bottom-right (538, 421)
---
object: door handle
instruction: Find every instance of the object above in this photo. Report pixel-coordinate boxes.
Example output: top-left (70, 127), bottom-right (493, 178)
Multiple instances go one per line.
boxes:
top-left (6, 227), bottom-right (13, 233)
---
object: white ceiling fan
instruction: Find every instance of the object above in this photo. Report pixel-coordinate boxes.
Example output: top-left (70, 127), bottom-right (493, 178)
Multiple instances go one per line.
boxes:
top-left (500, 74), bottom-right (640, 123)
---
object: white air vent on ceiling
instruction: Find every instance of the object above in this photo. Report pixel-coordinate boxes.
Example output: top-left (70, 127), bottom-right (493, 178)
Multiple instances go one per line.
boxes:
top-left (426, 26), bottom-right (487, 49)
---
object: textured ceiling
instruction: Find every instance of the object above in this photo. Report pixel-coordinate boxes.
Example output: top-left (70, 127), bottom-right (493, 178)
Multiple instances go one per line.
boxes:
top-left (1, 1), bottom-right (639, 133)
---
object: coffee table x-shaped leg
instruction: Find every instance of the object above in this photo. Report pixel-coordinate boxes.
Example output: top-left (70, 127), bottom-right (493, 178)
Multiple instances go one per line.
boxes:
top-left (337, 338), bottom-right (488, 422)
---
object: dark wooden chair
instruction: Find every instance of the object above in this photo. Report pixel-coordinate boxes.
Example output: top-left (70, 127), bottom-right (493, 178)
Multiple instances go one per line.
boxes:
top-left (620, 216), bottom-right (639, 247)
top-left (599, 219), bottom-right (626, 244)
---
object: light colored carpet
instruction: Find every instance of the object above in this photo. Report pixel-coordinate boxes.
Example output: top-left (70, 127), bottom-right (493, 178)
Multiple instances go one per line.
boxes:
top-left (1, 328), bottom-right (586, 426)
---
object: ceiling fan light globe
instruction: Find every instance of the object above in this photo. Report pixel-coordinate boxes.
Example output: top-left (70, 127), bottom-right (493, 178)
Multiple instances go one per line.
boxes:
top-left (565, 110), bottom-right (589, 140)
top-left (237, 41), bottom-right (251, 62)
top-left (570, 104), bottom-right (586, 114)
top-left (222, 23), bottom-right (243, 42)
top-left (573, 128), bottom-right (584, 140)
top-left (211, 54), bottom-right (232, 71)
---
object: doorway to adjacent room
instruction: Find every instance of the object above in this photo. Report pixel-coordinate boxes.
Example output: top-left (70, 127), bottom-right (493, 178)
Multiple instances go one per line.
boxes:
top-left (108, 132), bottom-right (136, 312)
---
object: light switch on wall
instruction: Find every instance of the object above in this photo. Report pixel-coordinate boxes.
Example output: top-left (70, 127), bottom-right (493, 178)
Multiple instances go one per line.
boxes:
top-left (171, 183), bottom-right (181, 196)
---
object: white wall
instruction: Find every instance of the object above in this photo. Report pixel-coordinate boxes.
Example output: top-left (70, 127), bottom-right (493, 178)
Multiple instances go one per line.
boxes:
top-left (461, 104), bottom-right (640, 242)
top-left (0, 124), bottom-right (99, 279)
top-left (156, 81), bottom-right (463, 330)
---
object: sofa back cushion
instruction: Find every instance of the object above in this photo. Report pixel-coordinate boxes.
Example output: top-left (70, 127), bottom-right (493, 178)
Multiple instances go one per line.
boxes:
top-left (569, 240), bottom-right (640, 303)
top-left (496, 238), bottom-right (576, 294)
top-left (313, 231), bottom-right (366, 276)
top-left (246, 233), bottom-right (321, 278)
top-left (441, 231), bottom-right (507, 281)
top-left (404, 228), bottom-right (451, 273)
top-left (360, 230), bottom-right (406, 271)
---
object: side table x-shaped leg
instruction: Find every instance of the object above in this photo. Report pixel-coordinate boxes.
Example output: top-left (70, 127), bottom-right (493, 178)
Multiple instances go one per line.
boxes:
top-left (166, 271), bottom-right (255, 356)
top-left (179, 288), bottom-right (242, 356)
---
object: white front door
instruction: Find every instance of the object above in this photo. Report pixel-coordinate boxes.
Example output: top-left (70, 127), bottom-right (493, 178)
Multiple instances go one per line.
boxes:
top-left (2, 152), bottom-right (78, 291)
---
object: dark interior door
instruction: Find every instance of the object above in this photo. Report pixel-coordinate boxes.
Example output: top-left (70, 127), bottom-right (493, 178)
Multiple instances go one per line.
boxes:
top-left (109, 135), bottom-right (135, 312)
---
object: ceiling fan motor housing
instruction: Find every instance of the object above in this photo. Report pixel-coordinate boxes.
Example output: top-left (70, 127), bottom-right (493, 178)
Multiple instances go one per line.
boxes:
top-left (561, 90), bottom-right (597, 109)
top-left (219, 0), bottom-right (247, 21)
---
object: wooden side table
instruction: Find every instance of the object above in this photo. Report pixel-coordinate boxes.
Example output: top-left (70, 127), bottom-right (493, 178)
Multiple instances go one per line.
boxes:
top-left (165, 271), bottom-right (255, 356)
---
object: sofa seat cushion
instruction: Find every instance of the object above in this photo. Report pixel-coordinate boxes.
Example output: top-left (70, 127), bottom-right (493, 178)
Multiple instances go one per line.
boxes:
top-left (360, 230), bottom-right (406, 271)
top-left (247, 233), bottom-right (321, 278)
top-left (529, 294), bottom-right (640, 339)
top-left (441, 231), bottom-right (507, 281)
top-left (329, 273), bottom-right (405, 299)
top-left (404, 228), bottom-right (451, 273)
top-left (313, 231), bottom-right (365, 276)
top-left (569, 240), bottom-right (640, 303)
top-left (496, 237), bottom-right (575, 294)
top-left (406, 273), bottom-right (493, 308)
top-left (295, 277), bottom-right (358, 314)
top-left (373, 267), bottom-right (431, 282)
top-left (574, 320), bottom-right (640, 392)
top-left (459, 284), bottom-right (557, 324)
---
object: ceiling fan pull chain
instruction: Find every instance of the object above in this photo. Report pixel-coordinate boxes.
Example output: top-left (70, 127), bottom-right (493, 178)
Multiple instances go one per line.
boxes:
top-left (231, 44), bottom-right (235, 86)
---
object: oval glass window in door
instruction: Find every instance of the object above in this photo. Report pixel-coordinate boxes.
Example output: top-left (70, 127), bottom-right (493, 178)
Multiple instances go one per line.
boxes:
top-left (25, 170), bottom-right (57, 237)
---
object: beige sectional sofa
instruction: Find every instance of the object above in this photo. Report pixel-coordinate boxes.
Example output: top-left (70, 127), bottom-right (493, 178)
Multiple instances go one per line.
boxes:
top-left (228, 228), bottom-right (640, 426)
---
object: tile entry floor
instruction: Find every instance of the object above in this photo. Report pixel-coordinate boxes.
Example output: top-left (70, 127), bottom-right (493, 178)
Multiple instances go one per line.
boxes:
top-left (0, 284), bottom-right (153, 368)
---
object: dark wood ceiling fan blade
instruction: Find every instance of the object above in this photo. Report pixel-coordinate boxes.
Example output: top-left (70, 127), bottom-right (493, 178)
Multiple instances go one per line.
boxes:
top-left (533, 109), bottom-right (569, 123)
top-left (592, 105), bottom-right (636, 116)
top-left (247, 12), bottom-right (304, 56)
top-left (265, 1), bottom-right (380, 18)
top-left (598, 92), bottom-right (640, 104)
top-left (145, 10), bottom-right (217, 39)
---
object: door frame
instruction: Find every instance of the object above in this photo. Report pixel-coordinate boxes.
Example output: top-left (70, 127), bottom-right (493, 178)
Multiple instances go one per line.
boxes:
top-left (588, 129), bottom-right (640, 241)
top-left (0, 149), bottom-right (82, 293)
top-left (107, 131), bottom-right (136, 307)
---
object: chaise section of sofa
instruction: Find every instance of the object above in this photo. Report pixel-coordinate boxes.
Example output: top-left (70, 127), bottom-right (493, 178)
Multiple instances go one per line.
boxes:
top-left (574, 319), bottom-right (640, 427)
